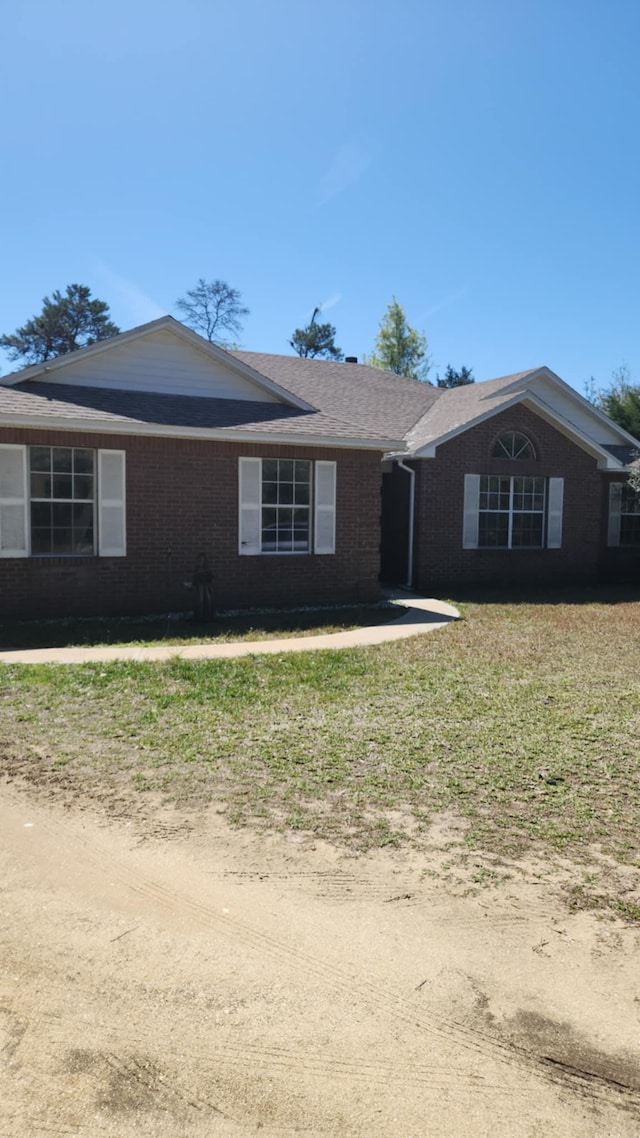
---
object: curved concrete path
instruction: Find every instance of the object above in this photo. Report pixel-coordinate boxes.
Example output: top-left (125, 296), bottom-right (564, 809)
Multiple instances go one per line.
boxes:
top-left (0, 595), bottom-right (459, 665)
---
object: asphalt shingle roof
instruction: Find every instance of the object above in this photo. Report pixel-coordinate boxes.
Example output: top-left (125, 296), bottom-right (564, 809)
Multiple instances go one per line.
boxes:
top-left (0, 382), bottom-right (399, 444)
top-left (601, 443), bottom-right (638, 465)
top-left (406, 370), bottom-right (541, 449)
top-left (0, 327), bottom-right (632, 465)
top-left (232, 352), bottom-right (443, 438)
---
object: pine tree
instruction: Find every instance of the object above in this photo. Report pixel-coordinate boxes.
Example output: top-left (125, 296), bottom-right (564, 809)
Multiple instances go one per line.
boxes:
top-left (368, 298), bottom-right (430, 381)
top-left (290, 307), bottom-right (343, 359)
top-left (1, 284), bottom-right (120, 365)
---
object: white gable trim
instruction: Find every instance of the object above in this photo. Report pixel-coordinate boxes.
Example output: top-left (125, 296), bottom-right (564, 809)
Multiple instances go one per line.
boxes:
top-left (0, 317), bottom-right (316, 412)
top-left (412, 390), bottom-right (628, 469)
top-left (499, 366), bottom-right (640, 449)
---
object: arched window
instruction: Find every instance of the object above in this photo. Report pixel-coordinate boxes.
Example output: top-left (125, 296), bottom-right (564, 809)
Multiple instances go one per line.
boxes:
top-left (491, 432), bottom-right (535, 460)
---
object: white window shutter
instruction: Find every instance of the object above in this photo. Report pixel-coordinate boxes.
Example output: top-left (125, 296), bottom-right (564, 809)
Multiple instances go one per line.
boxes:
top-left (0, 444), bottom-right (27, 557)
top-left (314, 461), bottom-right (336, 554)
top-left (98, 450), bottom-right (126, 556)
top-left (239, 457), bottom-right (261, 555)
top-left (547, 477), bottom-right (564, 549)
top-left (462, 474), bottom-right (480, 549)
top-left (607, 482), bottom-right (623, 547)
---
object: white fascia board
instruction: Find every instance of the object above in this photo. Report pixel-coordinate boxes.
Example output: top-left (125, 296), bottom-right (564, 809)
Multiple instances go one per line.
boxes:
top-left (0, 317), bottom-right (316, 413)
top-left (518, 393), bottom-right (626, 467)
top-left (462, 366), bottom-right (637, 450)
top-left (528, 368), bottom-right (637, 448)
top-left (0, 411), bottom-right (401, 452)
top-left (410, 389), bottom-right (626, 469)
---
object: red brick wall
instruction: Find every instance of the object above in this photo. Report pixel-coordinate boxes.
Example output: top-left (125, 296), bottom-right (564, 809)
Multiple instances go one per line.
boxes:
top-left (0, 427), bottom-right (383, 620)
top-left (411, 405), bottom-right (605, 591)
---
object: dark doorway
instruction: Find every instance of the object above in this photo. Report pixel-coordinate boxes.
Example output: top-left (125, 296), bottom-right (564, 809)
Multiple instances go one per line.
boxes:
top-left (380, 464), bottom-right (411, 585)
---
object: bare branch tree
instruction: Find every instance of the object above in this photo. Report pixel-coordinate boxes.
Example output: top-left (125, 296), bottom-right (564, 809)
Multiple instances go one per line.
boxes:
top-left (175, 278), bottom-right (249, 346)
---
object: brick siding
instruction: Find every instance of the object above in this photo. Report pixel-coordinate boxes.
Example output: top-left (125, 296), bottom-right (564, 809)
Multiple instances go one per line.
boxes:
top-left (411, 405), bottom-right (606, 590)
top-left (0, 427), bottom-right (383, 620)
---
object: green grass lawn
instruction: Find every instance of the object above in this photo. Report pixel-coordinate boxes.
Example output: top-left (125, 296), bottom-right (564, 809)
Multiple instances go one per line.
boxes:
top-left (2, 591), bottom-right (639, 916)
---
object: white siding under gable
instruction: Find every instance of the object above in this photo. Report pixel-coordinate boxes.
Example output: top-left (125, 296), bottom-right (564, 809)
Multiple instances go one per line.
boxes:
top-left (36, 328), bottom-right (282, 403)
top-left (526, 374), bottom-right (628, 447)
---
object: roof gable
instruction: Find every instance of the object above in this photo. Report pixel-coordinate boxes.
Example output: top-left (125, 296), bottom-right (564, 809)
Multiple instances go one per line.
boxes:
top-left (0, 318), bottom-right (313, 409)
top-left (407, 366), bottom-right (638, 467)
top-left (519, 368), bottom-right (638, 448)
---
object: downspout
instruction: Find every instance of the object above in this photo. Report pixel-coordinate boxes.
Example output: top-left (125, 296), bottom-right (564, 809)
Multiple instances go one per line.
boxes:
top-left (395, 458), bottom-right (415, 590)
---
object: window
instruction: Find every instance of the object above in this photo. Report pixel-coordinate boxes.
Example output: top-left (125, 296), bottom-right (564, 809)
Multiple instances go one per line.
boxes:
top-left (30, 446), bottom-right (95, 555)
top-left (491, 432), bottom-right (536, 460)
top-left (608, 482), bottom-right (640, 547)
top-left (239, 457), bottom-right (336, 555)
top-left (478, 475), bottom-right (545, 548)
top-left (0, 443), bottom-right (126, 558)
top-left (261, 459), bottom-right (311, 552)
top-left (463, 474), bottom-right (564, 550)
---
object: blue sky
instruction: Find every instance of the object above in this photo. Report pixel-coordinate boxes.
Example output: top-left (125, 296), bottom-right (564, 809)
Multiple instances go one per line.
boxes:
top-left (2, 0), bottom-right (639, 392)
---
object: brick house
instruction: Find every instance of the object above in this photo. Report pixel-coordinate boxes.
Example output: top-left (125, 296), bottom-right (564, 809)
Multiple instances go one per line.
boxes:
top-left (377, 368), bottom-right (640, 592)
top-left (0, 318), bottom-right (637, 621)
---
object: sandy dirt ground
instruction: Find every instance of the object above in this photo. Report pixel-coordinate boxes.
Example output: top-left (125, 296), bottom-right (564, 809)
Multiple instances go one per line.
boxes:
top-left (1, 779), bottom-right (640, 1137)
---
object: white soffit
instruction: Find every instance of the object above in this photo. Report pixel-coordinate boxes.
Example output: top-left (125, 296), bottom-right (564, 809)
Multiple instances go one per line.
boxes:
top-left (525, 368), bottom-right (639, 448)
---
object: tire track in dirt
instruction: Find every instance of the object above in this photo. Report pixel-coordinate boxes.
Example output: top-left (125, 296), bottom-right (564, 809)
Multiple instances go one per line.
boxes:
top-left (213, 868), bottom-right (553, 924)
top-left (0, 993), bottom-right (510, 1097)
top-left (2, 784), bottom-right (639, 1121)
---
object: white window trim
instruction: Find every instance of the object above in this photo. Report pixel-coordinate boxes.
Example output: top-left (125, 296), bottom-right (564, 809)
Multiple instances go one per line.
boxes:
top-left (97, 449), bottom-right (127, 557)
top-left (239, 457), bottom-right (336, 556)
top-left (464, 473), bottom-right (563, 551)
top-left (608, 480), bottom-right (640, 547)
top-left (0, 443), bottom-right (126, 559)
top-left (314, 460), bottom-right (337, 555)
top-left (0, 444), bottom-right (28, 557)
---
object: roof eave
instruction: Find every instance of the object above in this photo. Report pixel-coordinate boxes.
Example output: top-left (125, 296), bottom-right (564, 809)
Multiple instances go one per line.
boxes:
top-left (0, 411), bottom-right (401, 452)
top-left (528, 366), bottom-right (640, 449)
top-left (409, 390), bottom-right (627, 469)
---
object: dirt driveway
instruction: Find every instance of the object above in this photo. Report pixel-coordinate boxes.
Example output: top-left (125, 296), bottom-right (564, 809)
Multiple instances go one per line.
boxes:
top-left (1, 780), bottom-right (639, 1137)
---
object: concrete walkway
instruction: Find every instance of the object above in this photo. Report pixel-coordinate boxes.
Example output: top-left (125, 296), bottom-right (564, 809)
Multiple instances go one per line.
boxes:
top-left (0, 595), bottom-right (460, 665)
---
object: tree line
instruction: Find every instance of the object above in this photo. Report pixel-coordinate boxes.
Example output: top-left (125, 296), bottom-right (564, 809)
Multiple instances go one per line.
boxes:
top-left (0, 281), bottom-right (473, 389)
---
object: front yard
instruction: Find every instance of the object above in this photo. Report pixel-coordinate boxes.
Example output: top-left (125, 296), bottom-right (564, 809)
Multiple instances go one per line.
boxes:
top-left (2, 590), bottom-right (639, 917)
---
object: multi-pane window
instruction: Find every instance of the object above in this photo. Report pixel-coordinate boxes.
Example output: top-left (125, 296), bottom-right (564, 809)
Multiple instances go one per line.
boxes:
top-left (478, 475), bottom-right (545, 548)
top-left (30, 446), bottom-right (95, 555)
top-left (491, 432), bottom-right (536, 460)
top-left (619, 484), bottom-right (640, 546)
top-left (260, 459), bottom-right (311, 553)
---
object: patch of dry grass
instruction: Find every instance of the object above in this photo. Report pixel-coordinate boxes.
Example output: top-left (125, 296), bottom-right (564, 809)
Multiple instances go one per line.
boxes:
top-left (2, 591), bottom-right (640, 914)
